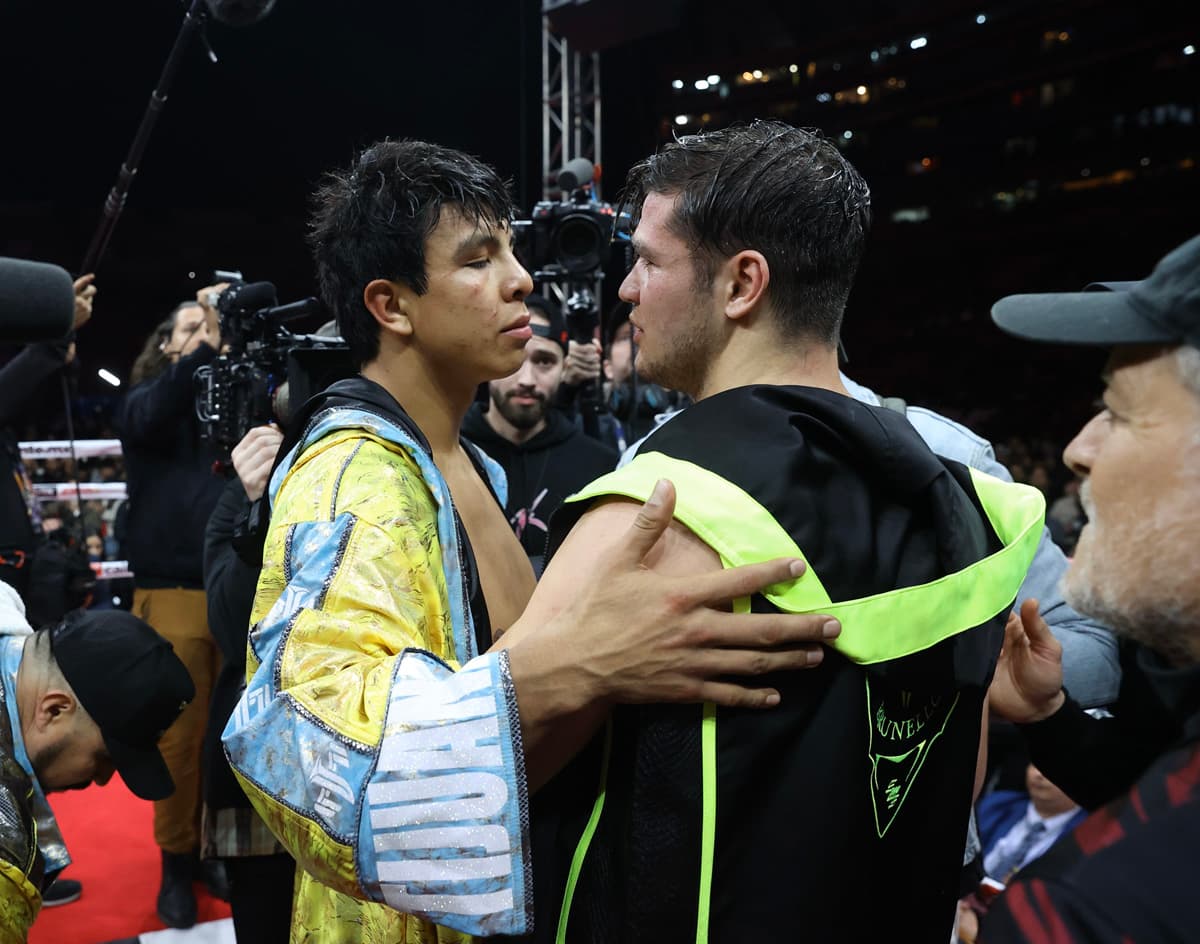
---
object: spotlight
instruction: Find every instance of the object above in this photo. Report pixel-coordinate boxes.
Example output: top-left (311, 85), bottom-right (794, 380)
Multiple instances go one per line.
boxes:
top-left (98, 368), bottom-right (121, 387)
top-left (910, 36), bottom-right (928, 49)
top-left (674, 114), bottom-right (690, 126)
top-left (694, 79), bottom-right (709, 90)
top-left (672, 79), bottom-right (684, 89)
top-left (976, 13), bottom-right (987, 25)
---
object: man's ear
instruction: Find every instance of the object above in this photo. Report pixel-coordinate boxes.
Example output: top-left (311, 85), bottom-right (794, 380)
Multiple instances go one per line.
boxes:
top-left (363, 279), bottom-right (414, 339)
top-left (719, 250), bottom-right (770, 322)
top-left (35, 690), bottom-right (76, 732)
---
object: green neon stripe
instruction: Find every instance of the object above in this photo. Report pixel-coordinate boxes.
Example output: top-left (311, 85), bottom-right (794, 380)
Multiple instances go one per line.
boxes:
top-left (556, 721), bottom-right (612, 944)
top-left (568, 452), bottom-right (1044, 665)
top-left (696, 699), bottom-right (717, 944)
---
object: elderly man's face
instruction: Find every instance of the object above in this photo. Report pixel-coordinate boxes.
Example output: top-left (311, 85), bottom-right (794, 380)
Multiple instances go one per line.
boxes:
top-left (1063, 344), bottom-right (1200, 664)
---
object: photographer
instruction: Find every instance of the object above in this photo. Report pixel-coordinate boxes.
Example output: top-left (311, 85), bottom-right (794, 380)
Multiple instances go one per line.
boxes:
top-left (116, 285), bottom-right (227, 929)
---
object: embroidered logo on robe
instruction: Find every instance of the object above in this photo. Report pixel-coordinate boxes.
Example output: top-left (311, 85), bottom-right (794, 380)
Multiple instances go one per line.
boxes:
top-left (865, 681), bottom-right (958, 838)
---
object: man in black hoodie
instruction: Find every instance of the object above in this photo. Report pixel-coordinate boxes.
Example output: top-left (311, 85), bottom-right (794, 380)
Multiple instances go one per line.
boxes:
top-left (463, 294), bottom-right (616, 573)
top-left (117, 287), bottom-right (227, 928)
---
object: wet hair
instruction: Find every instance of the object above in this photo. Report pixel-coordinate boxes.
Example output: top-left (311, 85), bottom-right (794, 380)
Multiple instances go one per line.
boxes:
top-left (620, 120), bottom-right (871, 344)
top-left (308, 139), bottom-right (517, 368)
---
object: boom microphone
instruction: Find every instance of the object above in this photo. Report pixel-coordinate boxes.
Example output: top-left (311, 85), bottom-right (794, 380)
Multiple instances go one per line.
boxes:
top-left (0, 258), bottom-right (76, 343)
top-left (557, 158), bottom-right (598, 192)
top-left (204, 0), bottom-right (277, 27)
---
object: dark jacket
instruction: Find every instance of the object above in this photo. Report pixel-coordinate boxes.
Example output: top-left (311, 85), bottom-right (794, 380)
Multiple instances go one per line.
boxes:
top-left (202, 478), bottom-right (259, 812)
top-left (462, 403), bottom-right (616, 570)
top-left (537, 385), bottom-right (1016, 943)
top-left (116, 344), bottom-right (225, 587)
top-left (981, 649), bottom-right (1200, 943)
top-left (0, 340), bottom-right (70, 597)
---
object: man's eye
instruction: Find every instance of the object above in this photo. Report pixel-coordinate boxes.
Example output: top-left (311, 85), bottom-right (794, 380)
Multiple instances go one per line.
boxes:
top-left (466, 259), bottom-right (490, 269)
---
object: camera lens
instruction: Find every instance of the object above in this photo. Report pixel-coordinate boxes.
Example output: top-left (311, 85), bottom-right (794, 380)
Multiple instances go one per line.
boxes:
top-left (553, 214), bottom-right (607, 275)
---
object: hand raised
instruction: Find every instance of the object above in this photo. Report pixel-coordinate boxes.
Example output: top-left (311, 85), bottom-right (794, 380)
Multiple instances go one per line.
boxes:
top-left (988, 598), bottom-right (1066, 723)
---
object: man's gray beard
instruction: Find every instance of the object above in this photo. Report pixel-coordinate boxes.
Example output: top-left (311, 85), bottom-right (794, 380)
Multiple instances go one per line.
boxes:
top-left (1064, 482), bottom-right (1200, 666)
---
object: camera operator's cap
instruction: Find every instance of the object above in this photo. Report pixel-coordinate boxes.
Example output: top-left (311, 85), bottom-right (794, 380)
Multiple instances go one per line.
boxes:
top-left (526, 293), bottom-right (569, 353)
top-left (49, 611), bottom-right (194, 801)
top-left (992, 233), bottom-right (1200, 349)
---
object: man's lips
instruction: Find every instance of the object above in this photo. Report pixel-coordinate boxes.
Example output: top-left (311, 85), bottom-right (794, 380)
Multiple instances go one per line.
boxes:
top-left (502, 313), bottom-right (532, 340)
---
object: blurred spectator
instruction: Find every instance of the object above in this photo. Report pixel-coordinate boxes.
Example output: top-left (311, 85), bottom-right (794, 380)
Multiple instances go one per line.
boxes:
top-left (462, 295), bottom-right (617, 574)
top-left (979, 764), bottom-right (1085, 883)
top-left (116, 288), bottom-right (227, 929)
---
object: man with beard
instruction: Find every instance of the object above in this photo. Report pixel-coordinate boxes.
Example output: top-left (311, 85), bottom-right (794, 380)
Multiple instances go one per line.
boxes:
top-left (522, 121), bottom-right (1044, 941)
top-left (463, 294), bottom-right (617, 573)
top-left (978, 233), bottom-right (1200, 943)
top-left (0, 604), bottom-right (193, 939)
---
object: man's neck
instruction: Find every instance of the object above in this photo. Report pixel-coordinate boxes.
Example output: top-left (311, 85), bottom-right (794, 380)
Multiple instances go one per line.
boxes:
top-left (485, 406), bottom-right (546, 446)
top-left (695, 333), bottom-right (848, 401)
top-left (361, 354), bottom-right (474, 459)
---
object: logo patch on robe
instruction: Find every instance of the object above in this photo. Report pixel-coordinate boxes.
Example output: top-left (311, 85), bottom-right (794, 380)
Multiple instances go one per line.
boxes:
top-left (865, 680), bottom-right (958, 838)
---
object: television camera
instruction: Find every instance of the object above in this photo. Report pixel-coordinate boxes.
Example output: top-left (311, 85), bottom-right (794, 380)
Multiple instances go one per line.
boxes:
top-left (193, 274), bottom-right (354, 459)
top-left (513, 159), bottom-right (626, 433)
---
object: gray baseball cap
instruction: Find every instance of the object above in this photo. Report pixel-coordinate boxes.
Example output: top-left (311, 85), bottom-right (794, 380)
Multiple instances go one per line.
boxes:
top-left (991, 233), bottom-right (1200, 349)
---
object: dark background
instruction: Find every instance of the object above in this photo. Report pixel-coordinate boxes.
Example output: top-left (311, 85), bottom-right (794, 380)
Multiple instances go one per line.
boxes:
top-left (1, 0), bottom-right (1197, 456)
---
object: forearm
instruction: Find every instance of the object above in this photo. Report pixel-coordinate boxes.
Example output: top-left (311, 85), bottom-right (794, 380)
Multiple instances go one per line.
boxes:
top-left (1019, 698), bottom-right (1154, 809)
top-left (505, 637), bottom-right (609, 792)
top-left (119, 344), bottom-right (215, 444)
top-left (225, 649), bottom-right (533, 936)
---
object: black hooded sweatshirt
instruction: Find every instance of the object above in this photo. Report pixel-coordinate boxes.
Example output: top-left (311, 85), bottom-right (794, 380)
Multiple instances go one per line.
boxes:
top-left (462, 403), bottom-right (617, 571)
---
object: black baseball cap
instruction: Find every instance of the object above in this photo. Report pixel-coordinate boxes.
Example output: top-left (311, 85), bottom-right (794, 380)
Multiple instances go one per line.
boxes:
top-left (527, 293), bottom-right (569, 353)
top-left (49, 611), bottom-right (194, 801)
top-left (991, 233), bottom-right (1200, 348)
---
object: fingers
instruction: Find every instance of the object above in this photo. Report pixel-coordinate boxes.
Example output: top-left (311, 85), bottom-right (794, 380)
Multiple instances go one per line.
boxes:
top-left (695, 681), bottom-right (783, 709)
top-left (687, 555), bottom-right (807, 607)
top-left (1018, 598), bottom-right (1058, 652)
top-left (697, 610), bottom-right (840, 648)
top-left (608, 478), bottom-right (676, 568)
top-left (73, 273), bottom-right (96, 293)
top-left (694, 645), bottom-right (826, 677)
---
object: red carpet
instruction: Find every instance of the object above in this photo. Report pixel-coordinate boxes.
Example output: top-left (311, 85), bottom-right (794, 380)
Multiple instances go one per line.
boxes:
top-left (29, 780), bottom-right (231, 944)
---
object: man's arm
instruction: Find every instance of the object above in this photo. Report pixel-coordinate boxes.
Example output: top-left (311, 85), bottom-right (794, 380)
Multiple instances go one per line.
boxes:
top-left (989, 601), bottom-right (1154, 809)
top-left (225, 454), bottom-right (834, 935)
top-left (117, 343), bottom-right (217, 448)
top-left (502, 483), bottom-right (837, 790)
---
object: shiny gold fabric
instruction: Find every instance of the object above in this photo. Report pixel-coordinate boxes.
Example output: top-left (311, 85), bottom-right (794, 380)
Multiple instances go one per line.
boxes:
top-left (242, 430), bottom-right (471, 944)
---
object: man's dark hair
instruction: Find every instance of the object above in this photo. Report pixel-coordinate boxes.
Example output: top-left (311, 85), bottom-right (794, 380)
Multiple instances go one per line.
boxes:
top-left (308, 139), bottom-right (517, 368)
top-left (620, 120), bottom-right (872, 344)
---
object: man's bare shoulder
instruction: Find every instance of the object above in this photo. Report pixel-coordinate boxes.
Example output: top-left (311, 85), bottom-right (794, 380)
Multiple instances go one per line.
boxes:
top-left (518, 496), bottom-right (721, 632)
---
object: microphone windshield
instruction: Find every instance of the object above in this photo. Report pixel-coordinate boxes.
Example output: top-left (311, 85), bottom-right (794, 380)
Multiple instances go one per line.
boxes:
top-left (219, 281), bottom-right (278, 315)
top-left (0, 257), bottom-right (76, 343)
top-left (557, 158), bottom-right (597, 192)
top-left (204, 0), bottom-right (277, 27)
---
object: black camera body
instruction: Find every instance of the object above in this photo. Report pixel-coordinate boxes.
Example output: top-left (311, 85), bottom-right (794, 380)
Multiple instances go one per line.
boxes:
top-left (194, 279), bottom-right (353, 456)
top-left (513, 193), bottom-right (616, 282)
